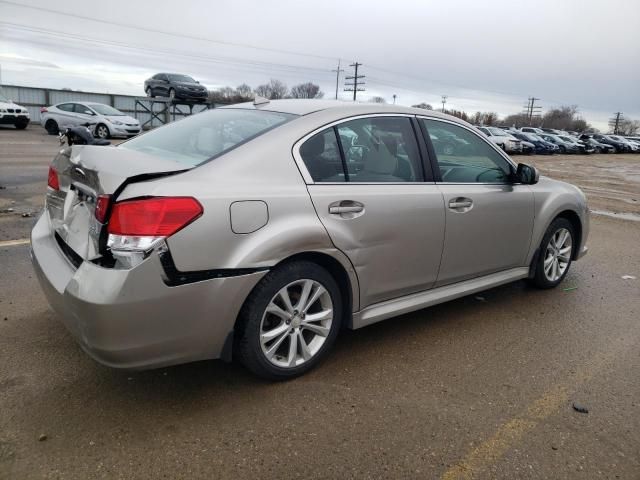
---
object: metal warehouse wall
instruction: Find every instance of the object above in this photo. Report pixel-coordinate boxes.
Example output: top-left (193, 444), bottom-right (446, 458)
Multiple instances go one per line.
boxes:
top-left (1, 85), bottom-right (211, 126)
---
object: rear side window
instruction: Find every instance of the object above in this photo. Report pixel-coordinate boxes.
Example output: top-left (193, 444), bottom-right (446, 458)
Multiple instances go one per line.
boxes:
top-left (57, 103), bottom-right (74, 112)
top-left (299, 129), bottom-right (346, 182)
top-left (299, 116), bottom-right (423, 183)
top-left (421, 119), bottom-right (512, 183)
top-left (121, 109), bottom-right (296, 166)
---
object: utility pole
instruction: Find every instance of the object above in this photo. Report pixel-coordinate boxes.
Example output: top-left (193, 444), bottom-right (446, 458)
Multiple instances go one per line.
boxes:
top-left (522, 97), bottom-right (541, 125)
top-left (392, 94), bottom-right (397, 105)
top-left (441, 95), bottom-right (448, 112)
top-left (609, 112), bottom-right (623, 134)
top-left (331, 60), bottom-right (344, 100)
top-left (344, 62), bottom-right (365, 101)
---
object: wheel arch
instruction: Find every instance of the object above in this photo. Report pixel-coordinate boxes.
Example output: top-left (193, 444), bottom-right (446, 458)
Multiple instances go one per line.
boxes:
top-left (555, 209), bottom-right (582, 260)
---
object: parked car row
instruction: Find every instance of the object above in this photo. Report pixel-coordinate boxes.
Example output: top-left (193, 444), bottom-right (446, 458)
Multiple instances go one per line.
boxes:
top-left (40, 102), bottom-right (141, 139)
top-left (477, 125), bottom-right (640, 155)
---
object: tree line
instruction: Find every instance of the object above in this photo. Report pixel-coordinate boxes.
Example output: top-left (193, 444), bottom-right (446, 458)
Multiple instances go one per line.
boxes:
top-left (208, 79), bottom-right (323, 103)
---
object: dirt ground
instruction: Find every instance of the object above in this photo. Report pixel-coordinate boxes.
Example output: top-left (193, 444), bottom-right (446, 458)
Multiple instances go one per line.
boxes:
top-left (1, 124), bottom-right (639, 479)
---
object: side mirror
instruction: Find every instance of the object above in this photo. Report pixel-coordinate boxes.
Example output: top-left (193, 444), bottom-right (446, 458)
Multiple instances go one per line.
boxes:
top-left (515, 163), bottom-right (539, 185)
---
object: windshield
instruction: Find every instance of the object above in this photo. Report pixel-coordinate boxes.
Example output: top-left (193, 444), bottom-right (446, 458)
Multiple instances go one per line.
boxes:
top-left (487, 127), bottom-right (507, 136)
top-left (121, 108), bottom-right (296, 166)
top-left (167, 74), bottom-right (196, 83)
top-left (89, 104), bottom-right (125, 116)
top-left (559, 136), bottom-right (575, 143)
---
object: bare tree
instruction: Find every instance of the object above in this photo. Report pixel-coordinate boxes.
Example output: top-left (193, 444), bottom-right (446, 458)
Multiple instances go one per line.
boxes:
top-left (502, 113), bottom-right (531, 128)
top-left (471, 111), bottom-right (500, 126)
top-left (443, 109), bottom-right (470, 122)
top-left (236, 83), bottom-right (253, 100)
top-left (369, 96), bottom-right (387, 104)
top-left (412, 103), bottom-right (433, 110)
top-left (254, 79), bottom-right (288, 100)
top-left (541, 105), bottom-right (590, 131)
top-left (289, 82), bottom-right (324, 99)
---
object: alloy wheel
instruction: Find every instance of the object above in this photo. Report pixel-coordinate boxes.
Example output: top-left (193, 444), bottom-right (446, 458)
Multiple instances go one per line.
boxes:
top-left (96, 125), bottom-right (108, 139)
top-left (259, 279), bottom-right (333, 368)
top-left (543, 227), bottom-right (572, 282)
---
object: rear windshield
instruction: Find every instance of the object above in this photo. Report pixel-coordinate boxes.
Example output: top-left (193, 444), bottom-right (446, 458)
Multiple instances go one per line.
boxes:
top-left (120, 108), bottom-right (296, 166)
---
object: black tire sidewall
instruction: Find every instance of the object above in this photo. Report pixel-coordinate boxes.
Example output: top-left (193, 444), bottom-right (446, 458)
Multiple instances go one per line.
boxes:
top-left (236, 261), bottom-right (343, 380)
top-left (45, 120), bottom-right (58, 135)
top-left (533, 218), bottom-right (575, 289)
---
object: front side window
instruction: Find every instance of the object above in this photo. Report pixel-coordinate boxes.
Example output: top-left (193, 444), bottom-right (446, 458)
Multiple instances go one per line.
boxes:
top-left (336, 117), bottom-right (422, 182)
top-left (121, 108), bottom-right (296, 166)
top-left (421, 119), bottom-right (512, 183)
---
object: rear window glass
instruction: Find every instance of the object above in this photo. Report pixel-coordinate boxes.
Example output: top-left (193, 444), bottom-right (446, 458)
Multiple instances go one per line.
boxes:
top-left (120, 109), bottom-right (296, 166)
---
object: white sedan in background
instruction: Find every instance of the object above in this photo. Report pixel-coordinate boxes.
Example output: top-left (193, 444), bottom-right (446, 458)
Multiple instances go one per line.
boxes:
top-left (40, 102), bottom-right (141, 139)
top-left (477, 126), bottom-right (523, 153)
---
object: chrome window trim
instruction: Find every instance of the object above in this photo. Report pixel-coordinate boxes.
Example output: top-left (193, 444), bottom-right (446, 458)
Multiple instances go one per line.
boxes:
top-left (291, 113), bottom-right (433, 185)
top-left (416, 115), bottom-right (518, 171)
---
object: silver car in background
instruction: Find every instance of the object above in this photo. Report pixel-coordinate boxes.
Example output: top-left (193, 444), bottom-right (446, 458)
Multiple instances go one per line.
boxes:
top-left (31, 100), bottom-right (589, 379)
top-left (41, 102), bottom-right (141, 139)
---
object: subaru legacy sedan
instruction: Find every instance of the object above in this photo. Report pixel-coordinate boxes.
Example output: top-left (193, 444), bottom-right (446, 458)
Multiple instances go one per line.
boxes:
top-left (31, 100), bottom-right (589, 380)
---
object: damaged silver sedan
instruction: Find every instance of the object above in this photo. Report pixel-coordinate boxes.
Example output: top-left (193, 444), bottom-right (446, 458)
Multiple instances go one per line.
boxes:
top-left (31, 100), bottom-right (589, 379)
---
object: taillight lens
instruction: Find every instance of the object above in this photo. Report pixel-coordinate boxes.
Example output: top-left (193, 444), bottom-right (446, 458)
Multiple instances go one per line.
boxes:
top-left (47, 166), bottom-right (59, 190)
top-left (108, 197), bottom-right (203, 237)
top-left (40, 107), bottom-right (48, 113)
top-left (94, 194), bottom-right (112, 223)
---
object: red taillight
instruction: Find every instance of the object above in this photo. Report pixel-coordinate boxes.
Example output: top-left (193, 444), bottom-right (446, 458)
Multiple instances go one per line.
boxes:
top-left (107, 197), bottom-right (203, 236)
top-left (47, 166), bottom-right (59, 190)
top-left (40, 107), bottom-right (48, 113)
top-left (94, 194), bottom-right (112, 223)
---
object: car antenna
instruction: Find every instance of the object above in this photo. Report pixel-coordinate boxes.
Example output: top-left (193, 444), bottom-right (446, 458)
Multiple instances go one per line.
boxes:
top-left (253, 95), bottom-right (270, 107)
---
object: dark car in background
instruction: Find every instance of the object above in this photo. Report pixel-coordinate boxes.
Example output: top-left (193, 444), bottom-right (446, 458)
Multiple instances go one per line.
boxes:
top-left (540, 134), bottom-right (579, 153)
top-left (589, 134), bottom-right (629, 153)
top-left (580, 136), bottom-right (615, 153)
top-left (511, 131), bottom-right (555, 155)
top-left (144, 73), bottom-right (208, 102)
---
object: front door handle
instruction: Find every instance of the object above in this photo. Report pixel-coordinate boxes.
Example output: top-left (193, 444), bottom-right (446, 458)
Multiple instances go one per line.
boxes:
top-left (448, 197), bottom-right (473, 211)
top-left (328, 200), bottom-right (365, 217)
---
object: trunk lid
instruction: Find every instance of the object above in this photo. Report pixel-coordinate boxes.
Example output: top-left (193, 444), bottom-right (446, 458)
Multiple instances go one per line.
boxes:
top-left (47, 145), bottom-right (188, 261)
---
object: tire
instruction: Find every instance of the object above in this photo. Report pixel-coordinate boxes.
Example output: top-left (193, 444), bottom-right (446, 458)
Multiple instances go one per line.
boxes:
top-left (146, 87), bottom-right (154, 98)
top-left (14, 120), bottom-right (28, 130)
top-left (168, 88), bottom-right (176, 101)
top-left (235, 261), bottom-right (343, 380)
top-left (530, 218), bottom-right (575, 289)
top-left (95, 123), bottom-right (110, 139)
top-left (559, 146), bottom-right (566, 154)
top-left (44, 119), bottom-right (59, 135)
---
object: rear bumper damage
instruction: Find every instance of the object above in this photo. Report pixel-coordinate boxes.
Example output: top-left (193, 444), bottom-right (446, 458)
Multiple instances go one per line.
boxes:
top-left (30, 213), bottom-right (266, 370)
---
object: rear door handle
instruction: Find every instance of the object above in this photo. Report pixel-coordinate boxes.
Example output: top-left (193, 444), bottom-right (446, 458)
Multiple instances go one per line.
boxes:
top-left (328, 200), bottom-right (364, 217)
top-left (329, 205), bottom-right (364, 214)
top-left (448, 197), bottom-right (473, 211)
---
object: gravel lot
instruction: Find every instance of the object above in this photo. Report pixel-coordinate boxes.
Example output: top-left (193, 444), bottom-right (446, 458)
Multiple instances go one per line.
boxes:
top-left (1, 125), bottom-right (639, 479)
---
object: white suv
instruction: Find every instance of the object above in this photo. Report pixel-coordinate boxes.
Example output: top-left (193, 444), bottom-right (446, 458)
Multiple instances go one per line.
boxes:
top-left (0, 92), bottom-right (30, 130)
top-left (477, 126), bottom-right (523, 153)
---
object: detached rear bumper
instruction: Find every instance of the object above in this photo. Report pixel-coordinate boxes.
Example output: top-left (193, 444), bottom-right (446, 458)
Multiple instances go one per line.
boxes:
top-left (30, 213), bottom-right (266, 369)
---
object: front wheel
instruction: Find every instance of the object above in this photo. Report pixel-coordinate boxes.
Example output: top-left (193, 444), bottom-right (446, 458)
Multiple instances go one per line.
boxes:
top-left (95, 123), bottom-right (110, 139)
top-left (530, 218), bottom-right (574, 289)
top-left (14, 120), bottom-right (28, 130)
top-left (168, 88), bottom-right (176, 100)
top-left (235, 261), bottom-right (342, 380)
top-left (146, 87), bottom-right (154, 98)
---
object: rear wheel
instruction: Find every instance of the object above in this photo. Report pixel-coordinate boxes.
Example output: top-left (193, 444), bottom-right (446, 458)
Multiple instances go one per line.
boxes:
top-left (44, 119), bottom-right (59, 135)
top-left (530, 218), bottom-right (574, 289)
top-left (236, 261), bottom-right (342, 380)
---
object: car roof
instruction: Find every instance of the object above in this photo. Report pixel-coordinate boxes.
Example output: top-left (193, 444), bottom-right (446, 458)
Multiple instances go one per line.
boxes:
top-left (222, 99), bottom-right (467, 123)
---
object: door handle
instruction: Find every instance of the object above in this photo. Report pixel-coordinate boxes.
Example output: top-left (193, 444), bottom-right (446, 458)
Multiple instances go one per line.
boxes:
top-left (448, 197), bottom-right (473, 210)
top-left (329, 205), bottom-right (364, 214)
top-left (328, 200), bottom-right (364, 217)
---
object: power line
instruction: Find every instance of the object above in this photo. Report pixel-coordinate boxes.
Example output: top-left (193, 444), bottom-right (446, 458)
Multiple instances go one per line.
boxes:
top-left (0, 22), bottom-right (336, 79)
top-left (331, 60), bottom-right (344, 100)
top-left (344, 62), bottom-right (365, 101)
top-left (0, 0), bottom-right (338, 62)
top-left (522, 97), bottom-right (542, 125)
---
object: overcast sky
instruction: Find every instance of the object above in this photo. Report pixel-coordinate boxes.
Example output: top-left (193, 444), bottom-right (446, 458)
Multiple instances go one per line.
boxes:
top-left (1, 0), bottom-right (639, 130)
